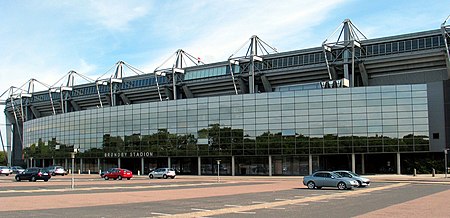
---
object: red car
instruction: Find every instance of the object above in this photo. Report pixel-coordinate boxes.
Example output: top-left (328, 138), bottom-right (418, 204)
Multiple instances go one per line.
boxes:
top-left (103, 168), bottom-right (133, 180)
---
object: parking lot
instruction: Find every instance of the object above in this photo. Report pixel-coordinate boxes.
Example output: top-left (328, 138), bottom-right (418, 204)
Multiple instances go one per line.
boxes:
top-left (0, 174), bottom-right (449, 217)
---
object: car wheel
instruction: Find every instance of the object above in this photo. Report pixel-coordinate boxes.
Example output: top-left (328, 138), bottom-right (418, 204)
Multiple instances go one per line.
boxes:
top-left (149, 174), bottom-right (154, 179)
top-left (127, 178), bottom-right (130, 180)
top-left (171, 176), bottom-right (175, 179)
top-left (104, 176), bottom-right (109, 180)
top-left (51, 172), bottom-right (56, 176)
top-left (163, 174), bottom-right (168, 179)
top-left (337, 182), bottom-right (347, 190)
top-left (307, 181), bottom-right (316, 189)
top-left (31, 176), bottom-right (36, 182)
top-left (316, 186), bottom-right (322, 189)
top-left (5, 174), bottom-right (9, 176)
top-left (357, 180), bottom-right (362, 187)
top-left (118, 176), bottom-right (122, 180)
top-left (15, 176), bottom-right (21, 182)
top-left (44, 179), bottom-right (48, 182)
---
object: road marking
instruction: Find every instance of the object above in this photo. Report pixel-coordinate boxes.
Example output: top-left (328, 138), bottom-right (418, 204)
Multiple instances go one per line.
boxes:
top-left (0, 182), bottom-right (221, 194)
top-left (191, 208), bottom-right (211, 211)
top-left (150, 212), bottom-right (172, 216)
top-left (294, 196), bottom-right (303, 198)
top-left (252, 201), bottom-right (268, 204)
top-left (156, 183), bottom-right (409, 218)
top-left (269, 207), bottom-right (286, 210)
top-left (292, 203), bottom-right (309, 206)
top-left (224, 205), bottom-right (242, 207)
top-left (275, 198), bottom-right (289, 201)
top-left (316, 200), bottom-right (329, 203)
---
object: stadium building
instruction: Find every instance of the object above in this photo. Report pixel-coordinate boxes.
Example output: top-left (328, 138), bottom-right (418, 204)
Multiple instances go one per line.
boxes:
top-left (2, 19), bottom-right (450, 176)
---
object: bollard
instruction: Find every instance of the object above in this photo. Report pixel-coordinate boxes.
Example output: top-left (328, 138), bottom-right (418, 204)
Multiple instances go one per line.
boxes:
top-left (138, 170), bottom-right (141, 176)
top-left (88, 170), bottom-right (91, 175)
top-left (99, 170), bottom-right (102, 175)
top-left (413, 168), bottom-right (416, 177)
top-left (432, 168), bottom-right (435, 177)
top-left (78, 169), bottom-right (81, 174)
top-left (69, 169), bottom-right (71, 174)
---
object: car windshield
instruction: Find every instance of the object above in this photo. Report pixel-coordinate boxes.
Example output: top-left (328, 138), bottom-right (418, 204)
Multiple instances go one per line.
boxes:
top-left (348, 171), bottom-right (359, 177)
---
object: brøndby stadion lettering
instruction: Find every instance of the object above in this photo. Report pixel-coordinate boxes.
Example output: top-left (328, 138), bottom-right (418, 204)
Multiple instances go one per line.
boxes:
top-left (3, 18), bottom-right (450, 176)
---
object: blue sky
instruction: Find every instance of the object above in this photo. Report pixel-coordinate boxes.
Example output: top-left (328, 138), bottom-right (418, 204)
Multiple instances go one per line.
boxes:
top-left (0, 0), bottom-right (448, 147)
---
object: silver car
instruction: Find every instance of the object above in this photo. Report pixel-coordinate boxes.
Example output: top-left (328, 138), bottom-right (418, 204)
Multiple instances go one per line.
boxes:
top-left (303, 171), bottom-right (359, 190)
top-left (148, 168), bottom-right (176, 179)
top-left (333, 170), bottom-right (371, 187)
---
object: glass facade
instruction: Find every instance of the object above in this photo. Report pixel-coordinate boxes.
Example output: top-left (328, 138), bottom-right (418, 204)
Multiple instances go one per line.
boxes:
top-left (23, 84), bottom-right (430, 163)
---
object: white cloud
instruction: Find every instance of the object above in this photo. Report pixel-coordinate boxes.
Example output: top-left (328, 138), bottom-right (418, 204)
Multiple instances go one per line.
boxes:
top-left (141, 0), bottom-right (348, 69)
top-left (85, 1), bottom-right (152, 31)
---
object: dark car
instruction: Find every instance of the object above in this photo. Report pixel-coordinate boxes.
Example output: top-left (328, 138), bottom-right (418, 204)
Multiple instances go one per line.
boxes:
top-left (15, 167), bottom-right (51, 182)
top-left (103, 168), bottom-right (133, 180)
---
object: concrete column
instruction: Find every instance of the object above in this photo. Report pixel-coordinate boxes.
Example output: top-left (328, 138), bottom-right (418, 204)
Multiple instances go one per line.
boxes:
top-left (27, 158), bottom-right (30, 168)
top-left (268, 155), bottom-right (272, 176)
top-left (118, 158), bottom-right (121, 168)
top-left (198, 157), bottom-right (201, 176)
top-left (52, 159), bottom-right (55, 166)
top-left (397, 153), bottom-right (401, 175)
top-left (141, 158), bottom-right (144, 175)
top-left (42, 159), bottom-right (45, 167)
top-left (231, 156), bottom-right (235, 176)
top-left (5, 121), bottom-right (12, 167)
top-left (65, 159), bottom-right (68, 170)
top-left (80, 158), bottom-right (83, 173)
top-left (168, 157), bottom-right (171, 168)
top-left (351, 153), bottom-right (356, 173)
top-left (33, 159), bottom-right (36, 168)
top-left (308, 155), bottom-right (313, 175)
top-left (97, 158), bottom-right (101, 172)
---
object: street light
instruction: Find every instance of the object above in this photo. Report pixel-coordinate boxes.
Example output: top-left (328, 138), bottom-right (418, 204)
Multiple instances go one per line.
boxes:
top-left (71, 148), bottom-right (79, 189)
top-left (216, 159), bottom-right (221, 183)
top-left (445, 148), bottom-right (449, 179)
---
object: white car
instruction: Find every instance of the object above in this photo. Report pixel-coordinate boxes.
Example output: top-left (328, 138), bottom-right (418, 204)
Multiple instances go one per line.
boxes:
top-left (0, 166), bottom-right (13, 176)
top-left (333, 170), bottom-right (371, 187)
top-left (148, 168), bottom-right (176, 179)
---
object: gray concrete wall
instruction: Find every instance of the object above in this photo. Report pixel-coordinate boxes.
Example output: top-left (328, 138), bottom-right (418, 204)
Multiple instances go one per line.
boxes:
top-left (428, 81), bottom-right (446, 152)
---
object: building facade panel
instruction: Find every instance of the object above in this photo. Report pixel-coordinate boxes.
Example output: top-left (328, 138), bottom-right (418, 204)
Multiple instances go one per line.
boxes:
top-left (22, 84), bottom-right (431, 175)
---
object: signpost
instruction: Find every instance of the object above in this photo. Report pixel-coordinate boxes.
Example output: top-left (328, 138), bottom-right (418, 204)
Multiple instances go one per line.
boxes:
top-left (445, 149), bottom-right (449, 179)
top-left (71, 148), bottom-right (79, 189)
top-left (216, 160), bottom-right (221, 183)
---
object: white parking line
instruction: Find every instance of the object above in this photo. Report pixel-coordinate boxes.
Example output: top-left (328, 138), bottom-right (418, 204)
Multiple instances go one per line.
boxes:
top-left (150, 212), bottom-right (172, 216)
top-left (224, 205), bottom-right (242, 207)
top-left (275, 198), bottom-right (289, 201)
top-left (316, 200), bottom-right (329, 203)
top-left (292, 203), bottom-right (309, 206)
top-left (252, 201), bottom-right (268, 204)
top-left (191, 208), bottom-right (211, 211)
top-left (269, 207), bottom-right (285, 210)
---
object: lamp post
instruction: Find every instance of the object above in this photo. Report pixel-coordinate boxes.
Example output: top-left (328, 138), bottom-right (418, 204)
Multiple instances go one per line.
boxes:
top-left (216, 160), bottom-right (221, 183)
top-left (445, 149), bottom-right (449, 179)
top-left (71, 148), bottom-right (78, 189)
